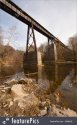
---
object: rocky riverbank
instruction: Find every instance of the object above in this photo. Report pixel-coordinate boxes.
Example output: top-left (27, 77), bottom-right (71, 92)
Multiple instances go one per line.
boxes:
top-left (0, 77), bottom-right (77, 117)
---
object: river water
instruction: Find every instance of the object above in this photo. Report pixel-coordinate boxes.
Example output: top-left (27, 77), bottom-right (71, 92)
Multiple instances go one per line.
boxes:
top-left (0, 63), bottom-right (77, 112)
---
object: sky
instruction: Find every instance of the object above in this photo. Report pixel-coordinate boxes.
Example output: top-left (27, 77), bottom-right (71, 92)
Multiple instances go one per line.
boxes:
top-left (0, 0), bottom-right (77, 50)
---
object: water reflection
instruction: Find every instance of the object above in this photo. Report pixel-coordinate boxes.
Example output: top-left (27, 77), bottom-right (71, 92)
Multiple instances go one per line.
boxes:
top-left (23, 63), bottom-right (77, 111)
top-left (43, 64), bottom-right (74, 92)
top-left (0, 63), bottom-right (77, 111)
top-left (56, 64), bottom-right (77, 111)
top-left (24, 64), bottom-right (75, 92)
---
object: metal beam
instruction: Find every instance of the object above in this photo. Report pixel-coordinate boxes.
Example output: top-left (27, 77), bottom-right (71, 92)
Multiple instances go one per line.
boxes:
top-left (26, 25), bottom-right (37, 54)
top-left (0, 0), bottom-right (55, 39)
top-left (0, 0), bottom-right (74, 52)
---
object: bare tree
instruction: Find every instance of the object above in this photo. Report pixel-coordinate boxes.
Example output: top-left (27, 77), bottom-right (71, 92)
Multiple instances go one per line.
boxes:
top-left (7, 25), bottom-right (18, 45)
top-left (68, 34), bottom-right (77, 61)
top-left (38, 42), bottom-right (48, 53)
top-left (0, 26), bottom-right (3, 45)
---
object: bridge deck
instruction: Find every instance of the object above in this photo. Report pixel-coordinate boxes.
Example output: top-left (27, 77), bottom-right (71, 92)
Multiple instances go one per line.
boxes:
top-left (0, 0), bottom-right (73, 52)
top-left (0, 0), bottom-right (55, 39)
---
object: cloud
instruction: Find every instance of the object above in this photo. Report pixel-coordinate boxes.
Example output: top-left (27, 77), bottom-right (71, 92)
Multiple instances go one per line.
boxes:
top-left (0, 0), bottom-right (77, 50)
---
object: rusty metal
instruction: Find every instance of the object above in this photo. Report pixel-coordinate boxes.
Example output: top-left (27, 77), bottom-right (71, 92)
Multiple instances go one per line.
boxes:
top-left (0, 0), bottom-right (72, 49)
top-left (0, 0), bottom-right (54, 40)
top-left (26, 24), bottom-right (37, 54)
top-left (23, 24), bottom-right (38, 73)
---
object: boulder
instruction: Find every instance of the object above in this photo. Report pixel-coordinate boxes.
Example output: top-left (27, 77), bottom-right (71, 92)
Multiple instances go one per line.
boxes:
top-left (39, 109), bottom-right (47, 116)
top-left (51, 104), bottom-right (77, 117)
top-left (11, 84), bottom-right (28, 98)
top-left (18, 93), bottom-right (39, 109)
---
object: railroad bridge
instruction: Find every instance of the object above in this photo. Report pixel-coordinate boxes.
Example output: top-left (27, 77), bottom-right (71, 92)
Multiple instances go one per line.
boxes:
top-left (0, 0), bottom-right (75, 73)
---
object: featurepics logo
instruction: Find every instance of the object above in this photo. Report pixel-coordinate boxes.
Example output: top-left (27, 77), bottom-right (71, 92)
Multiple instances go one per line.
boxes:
top-left (11, 118), bottom-right (40, 124)
top-left (2, 117), bottom-right (40, 125)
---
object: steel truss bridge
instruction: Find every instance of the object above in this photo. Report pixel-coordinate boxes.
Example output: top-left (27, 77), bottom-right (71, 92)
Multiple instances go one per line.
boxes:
top-left (0, 0), bottom-right (75, 72)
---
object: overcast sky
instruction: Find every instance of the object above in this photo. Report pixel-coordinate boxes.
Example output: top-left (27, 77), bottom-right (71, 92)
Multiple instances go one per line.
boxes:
top-left (0, 0), bottom-right (77, 50)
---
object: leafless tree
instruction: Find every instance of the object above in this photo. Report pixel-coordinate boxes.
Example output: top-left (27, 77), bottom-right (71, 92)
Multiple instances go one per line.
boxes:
top-left (68, 34), bottom-right (77, 60)
top-left (0, 26), bottom-right (3, 45)
top-left (7, 25), bottom-right (18, 45)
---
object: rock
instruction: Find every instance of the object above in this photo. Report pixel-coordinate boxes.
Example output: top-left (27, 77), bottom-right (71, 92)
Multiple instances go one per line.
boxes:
top-left (18, 78), bottom-right (27, 84)
top-left (18, 93), bottom-right (39, 109)
top-left (0, 85), bottom-right (11, 94)
top-left (41, 101), bottom-right (46, 106)
top-left (25, 78), bottom-right (33, 84)
top-left (39, 101), bottom-right (46, 108)
top-left (1, 90), bottom-right (5, 93)
top-left (18, 78), bottom-right (33, 84)
top-left (0, 85), bottom-right (5, 89)
top-left (9, 94), bottom-right (39, 116)
top-left (62, 108), bottom-right (77, 116)
top-left (9, 100), bottom-right (21, 116)
top-left (39, 109), bottom-right (47, 116)
top-left (51, 104), bottom-right (77, 117)
top-left (11, 84), bottom-right (29, 98)
top-left (4, 87), bottom-right (11, 94)
top-left (9, 101), bottom-right (13, 107)
top-left (4, 79), bottom-right (17, 85)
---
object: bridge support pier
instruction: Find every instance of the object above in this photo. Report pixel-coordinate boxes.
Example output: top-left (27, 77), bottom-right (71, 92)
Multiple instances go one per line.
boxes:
top-left (48, 38), bottom-right (58, 63)
top-left (23, 24), bottom-right (38, 73)
top-left (26, 24), bottom-right (37, 54)
top-left (53, 41), bottom-right (58, 63)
